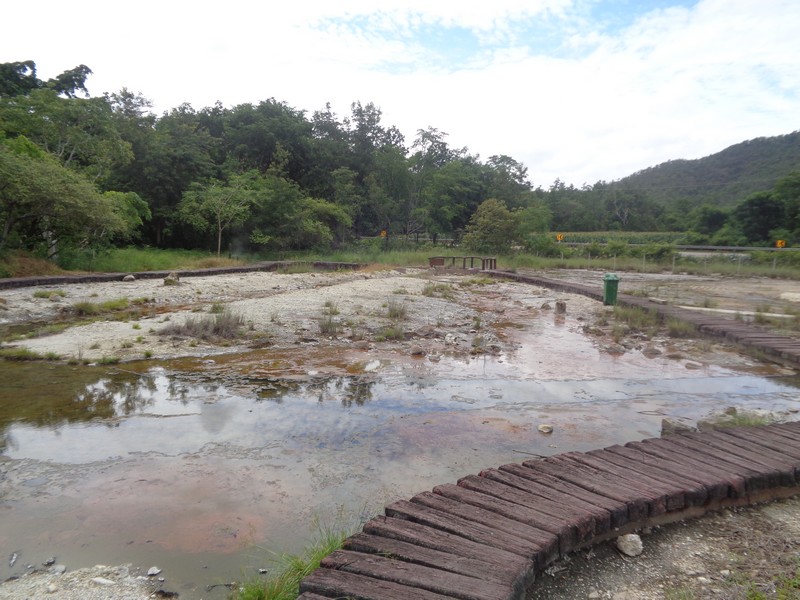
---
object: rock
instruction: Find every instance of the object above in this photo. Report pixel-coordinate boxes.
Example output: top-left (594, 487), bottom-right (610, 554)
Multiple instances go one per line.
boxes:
top-left (122, 274), bottom-right (136, 282)
top-left (415, 324), bottom-right (438, 338)
top-left (147, 566), bottom-right (162, 576)
top-left (410, 346), bottom-right (426, 356)
top-left (588, 592), bottom-right (601, 599)
top-left (661, 418), bottom-right (696, 436)
top-left (163, 272), bottom-right (180, 286)
top-left (685, 361), bottom-right (703, 370)
top-left (43, 557), bottom-right (56, 567)
top-left (91, 577), bottom-right (116, 586)
top-left (555, 300), bottom-right (566, 314)
top-left (537, 424), bottom-right (554, 434)
top-left (541, 302), bottom-right (552, 310)
top-left (50, 564), bottom-right (66, 574)
top-left (616, 533), bottom-right (643, 557)
top-left (642, 345), bottom-right (662, 358)
top-left (46, 584), bottom-right (58, 594)
top-left (351, 340), bottom-right (370, 350)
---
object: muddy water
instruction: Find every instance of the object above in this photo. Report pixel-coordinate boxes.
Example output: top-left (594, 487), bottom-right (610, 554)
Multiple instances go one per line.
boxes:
top-left (1, 318), bottom-right (799, 598)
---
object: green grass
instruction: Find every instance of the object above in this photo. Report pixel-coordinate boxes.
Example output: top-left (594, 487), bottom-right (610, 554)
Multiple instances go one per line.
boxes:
top-left (161, 309), bottom-right (247, 341)
top-left (666, 318), bottom-right (697, 338)
top-left (318, 314), bottom-right (341, 336)
top-left (421, 281), bottom-right (455, 299)
top-left (385, 297), bottom-right (407, 320)
top-left (231, 528), bottom-right (349, 600)
top-left (61, 247), bottom-right (252, 273)
top-left (0, 347), bottom-right (57, 361)
top-left (375, 325), bottom-right (406, 341)
top-left (33, 289), bottom-right (66, 299)
top-left (613, 305), bottom-right (659, 332)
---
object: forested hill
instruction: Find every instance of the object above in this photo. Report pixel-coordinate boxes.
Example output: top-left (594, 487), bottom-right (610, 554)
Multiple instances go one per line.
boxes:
top-left (614, 131), bottom-right (800, 208)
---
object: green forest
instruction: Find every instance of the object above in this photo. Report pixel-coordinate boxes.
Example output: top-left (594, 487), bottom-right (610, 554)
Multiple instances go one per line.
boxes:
top-left (2, 60), bottom-right (800, 269)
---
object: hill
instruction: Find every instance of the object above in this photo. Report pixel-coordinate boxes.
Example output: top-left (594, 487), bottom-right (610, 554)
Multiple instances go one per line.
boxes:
top-left (613, 130), bottom-right (800, 208)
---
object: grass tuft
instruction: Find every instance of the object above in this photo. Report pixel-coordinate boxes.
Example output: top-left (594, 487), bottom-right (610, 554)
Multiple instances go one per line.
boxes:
top-left (232, 528), bottom-right (349, 600)
top-left (161, 309), bottom-right (246, 341)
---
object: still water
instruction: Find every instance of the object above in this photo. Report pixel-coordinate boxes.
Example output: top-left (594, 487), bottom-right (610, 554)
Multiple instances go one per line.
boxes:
top-left (1, 335), bottom-right (799, 597)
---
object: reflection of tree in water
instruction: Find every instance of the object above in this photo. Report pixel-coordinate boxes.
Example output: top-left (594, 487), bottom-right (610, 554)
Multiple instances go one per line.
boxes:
top-left (0, 365), bottom-right (179, 452)
top-left (253, 376), bottom-right (375, 407)
top-left (310, 377), bottom-right (375, 407)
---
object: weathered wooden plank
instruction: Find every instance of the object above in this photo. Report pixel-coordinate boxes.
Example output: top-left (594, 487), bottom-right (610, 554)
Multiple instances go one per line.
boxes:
top-left (520, 458), bottom-right (651, 521)
top-left (385, 500), bottom-right (540, 558)
top-left (682, 431), bottom-right (799, 484)
top-left (363, 516), bottom-right (532, 575)
top-left (628, 439), bottom-right (747, 497)
top-left (296, 593), bottom-right (335, 600)
top-left (410, 491), bottom-right (557, 563)
top-left (720, 427), bottom-right (800, 459)
top-left (602, 444), bottom-right (723, 502)
top-left (344, 532), bottom-right (522, 586)
top-left (456, 474), bottom-right (593, 551)
top-left (562, 451), bottom-right (686, 511)
top-left (494, 464), bottom-right (628, 528)
top-left (662, 435), bottom-right (783, 489)
top-left (477, 468), bottom-right (613, 534)
top-left (322, 550), bottom-right (511, 600)
top-left (300, 567), bottom-right (454, 600)
top-left (431, 483), bottom-right (565, 557)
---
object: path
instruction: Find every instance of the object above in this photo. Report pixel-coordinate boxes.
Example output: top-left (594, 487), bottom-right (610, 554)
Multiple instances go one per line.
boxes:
top-left (299, 422), bottom-right (800, 600)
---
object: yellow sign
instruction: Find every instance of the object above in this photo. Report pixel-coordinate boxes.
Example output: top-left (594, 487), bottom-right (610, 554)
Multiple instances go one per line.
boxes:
top-left (556, 233), bottom-right (564, 242)
top-left (380, 230), bottom-right (387, 238)
top-left (776, 239), bottom-right (787, 248)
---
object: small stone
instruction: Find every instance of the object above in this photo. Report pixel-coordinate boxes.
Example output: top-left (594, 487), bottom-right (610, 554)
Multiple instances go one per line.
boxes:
top-left (541, 302), bottom-right (552, 310)
top-left (410, 346), bottom-right (426, 356)
top-left (147, 566), bottom-right (162, 576)
top-left (122, 274), bottom-right (136, 282)
top-left (661, 418), bottom-right (696, 437)
top-left (91, 577), bottom-right (116, 586)
top-left (720, 569), bottom-right (731, 577)
top-left (588, 592), bottom-right (601, 599)
top-left (555, 300), bottom-right (566, 314)
top-left (46, 584), bottom-right (58, 594)
top-left (616, 533), bottom-right (643, 557)
top-left (697, 576), bottom-right (710, 584)
top-left (685, 361), bottom-right (703, 370)
top-left (50, 564), bottom-right (66, 574)
top-left (43, 557), bottom-right (56, 567)
top-left (538, 424), bottom-right (554, 434)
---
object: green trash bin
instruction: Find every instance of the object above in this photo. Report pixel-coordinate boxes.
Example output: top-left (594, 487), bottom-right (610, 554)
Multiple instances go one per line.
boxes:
top-left (603, 273), bottom-right (620, 306)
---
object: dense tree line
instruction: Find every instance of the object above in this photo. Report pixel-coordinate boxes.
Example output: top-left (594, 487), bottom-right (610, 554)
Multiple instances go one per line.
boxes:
top-left (1, 61), bottom-right (799, 261)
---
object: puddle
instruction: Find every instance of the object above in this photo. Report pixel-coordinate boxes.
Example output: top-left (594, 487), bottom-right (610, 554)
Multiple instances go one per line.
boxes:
top-left (1, 316), bottom-right (799, 598)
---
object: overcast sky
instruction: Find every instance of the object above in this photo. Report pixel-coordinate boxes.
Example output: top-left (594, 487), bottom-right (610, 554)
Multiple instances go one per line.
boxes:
top-left (3, 0), bottom-right (799, 187)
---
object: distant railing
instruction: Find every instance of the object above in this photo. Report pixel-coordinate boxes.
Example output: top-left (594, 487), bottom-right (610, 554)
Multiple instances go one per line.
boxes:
top-left (428, 256), bottom-right (497, 270)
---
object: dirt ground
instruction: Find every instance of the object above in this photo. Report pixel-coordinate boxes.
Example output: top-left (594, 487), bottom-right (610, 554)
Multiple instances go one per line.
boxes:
top-left (1, 266), bottom-right (799, 599)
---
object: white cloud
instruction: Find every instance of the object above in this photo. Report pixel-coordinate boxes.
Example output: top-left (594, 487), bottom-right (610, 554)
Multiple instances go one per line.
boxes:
top-left (2, 0), bottom-right (799, 187)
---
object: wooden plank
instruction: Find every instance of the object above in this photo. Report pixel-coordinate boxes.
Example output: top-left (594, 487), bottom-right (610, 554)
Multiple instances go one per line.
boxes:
top-left (682, 431), bottom-right (799, 484)
top-left (602, 444), bottom-right (724, 502)
top-left (628, 439), bottom-right (747, 497)
top-left (322, 550), bottom-right (511, 600)
top-left (431, 483), bottom-right (566, 557)
top-left (456, 474), bottom-right (592, 551)
top-left (720, 427), bottom-right (800, 459)
top-left (410, 491), bottom-right (558, 563)
top-left (300, 568), bottom-right (454, 600)
top-left (344, 532), bottom-right (521, 586)
top-left (520, 458), bottom-right (651, 521)
top-left (296, 593), bottom-right (335, 600)
top-left (494, 464), bottom-right (628, 528)
top-left (476, 468), bottom-right (613, 535)
top-left (562, 451), bottom-right (686, 512)
top-left (662, 435), bottom-right (783, 489)
top-left (385, 499), bottom-right (541, 558)
top-left (363, 516), bottom-right (532, 575)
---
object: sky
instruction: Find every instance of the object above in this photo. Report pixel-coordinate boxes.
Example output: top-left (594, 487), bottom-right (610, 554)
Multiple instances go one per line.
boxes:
top-left (3, 0), bottom-right (799, 187)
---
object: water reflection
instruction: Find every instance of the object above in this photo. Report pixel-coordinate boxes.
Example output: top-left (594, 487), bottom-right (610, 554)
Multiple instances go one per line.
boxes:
top-left (254, 376), bottom-right (375, 407)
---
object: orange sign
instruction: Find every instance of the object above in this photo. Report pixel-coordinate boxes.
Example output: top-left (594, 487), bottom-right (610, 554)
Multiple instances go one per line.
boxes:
top-left (380, 230), bottom-right (387, 238)
top-left (556, 233), bottom-right (564, 242)
top-left (776, 239), bottom-right (787, 248)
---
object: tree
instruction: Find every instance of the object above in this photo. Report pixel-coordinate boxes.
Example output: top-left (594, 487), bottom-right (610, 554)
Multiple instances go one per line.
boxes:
top-left (178, 171), bottom-right (259, 256)
top-left (732, 192), bottom-right (786, 244)
top-left (0, 136), bottom-right (138, 255)
top-left (0, 61), bottom-right (92, 98)
top-left (462, 199), bottom-right (518, 253)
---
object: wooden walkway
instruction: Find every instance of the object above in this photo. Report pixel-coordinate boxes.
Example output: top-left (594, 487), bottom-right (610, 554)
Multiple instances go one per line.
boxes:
top-left (486, 270), bottom-right (800, 369)
top-left (300, 269), bottom-right (800, 599)
top-left (299, 422), bottom-right (800, 599)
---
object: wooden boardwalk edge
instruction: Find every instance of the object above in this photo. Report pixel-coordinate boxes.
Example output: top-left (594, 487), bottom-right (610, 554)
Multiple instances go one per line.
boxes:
top-left (299, 422), bottom-right (800, 599)
top-left (485, 269), bottom-right (800, 369)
